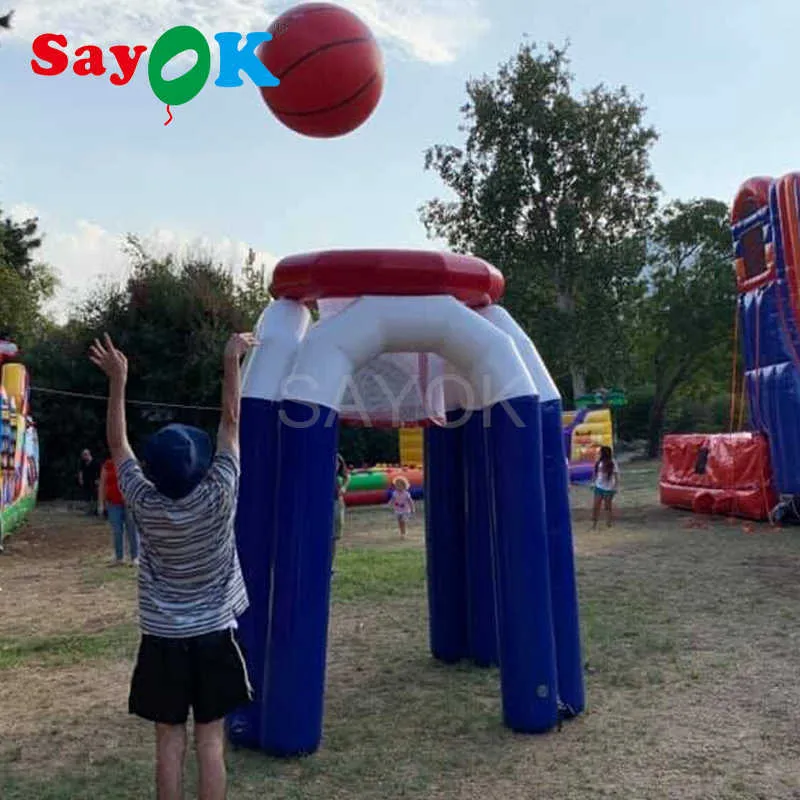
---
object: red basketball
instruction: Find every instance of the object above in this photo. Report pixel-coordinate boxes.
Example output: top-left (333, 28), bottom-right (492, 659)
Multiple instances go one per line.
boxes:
top-left (257, 3), bottom-right (384, 138)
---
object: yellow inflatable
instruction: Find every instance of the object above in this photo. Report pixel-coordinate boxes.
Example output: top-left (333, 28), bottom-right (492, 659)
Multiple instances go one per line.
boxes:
top-left (562, 408), bottom-right (613, 463)
top-left (397, 409), bottom-right (613, 485)
top-left (399, 428), bottom-right (424, 467)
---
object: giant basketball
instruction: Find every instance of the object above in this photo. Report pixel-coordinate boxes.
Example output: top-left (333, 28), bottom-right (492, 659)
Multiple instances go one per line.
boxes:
top-left (257, 2), bottom-right (384, 138)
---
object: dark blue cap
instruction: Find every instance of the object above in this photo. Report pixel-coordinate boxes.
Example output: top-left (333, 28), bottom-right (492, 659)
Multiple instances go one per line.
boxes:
top-left (142, 424), bottom-right (212, 500)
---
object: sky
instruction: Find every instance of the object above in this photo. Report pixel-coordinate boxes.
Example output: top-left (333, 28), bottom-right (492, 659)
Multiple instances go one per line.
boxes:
top-left (3, 0), bottom-right (800, 320)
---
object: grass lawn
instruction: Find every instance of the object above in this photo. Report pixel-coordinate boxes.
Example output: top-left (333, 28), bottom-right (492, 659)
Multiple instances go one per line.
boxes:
top-left (2, 461), bottom-right (800, 798)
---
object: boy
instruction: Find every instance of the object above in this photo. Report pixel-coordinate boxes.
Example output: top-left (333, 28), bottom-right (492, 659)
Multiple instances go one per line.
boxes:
top-left (89, 331), bottom-right (256, 800)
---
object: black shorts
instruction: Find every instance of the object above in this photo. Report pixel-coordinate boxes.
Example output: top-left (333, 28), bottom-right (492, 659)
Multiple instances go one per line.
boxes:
top-left (129, 628), bottom-right (253, 725)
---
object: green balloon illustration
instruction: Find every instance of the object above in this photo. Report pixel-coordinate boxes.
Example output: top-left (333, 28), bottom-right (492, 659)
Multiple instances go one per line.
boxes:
top-left (148, 26), bottom-right (211, 106)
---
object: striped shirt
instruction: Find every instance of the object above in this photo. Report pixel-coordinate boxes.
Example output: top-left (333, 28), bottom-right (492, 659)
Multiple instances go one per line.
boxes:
top-left (118, 450), bottom-right (249, 638)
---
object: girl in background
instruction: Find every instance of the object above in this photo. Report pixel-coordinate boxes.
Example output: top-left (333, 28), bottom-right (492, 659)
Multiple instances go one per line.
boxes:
top-left (388, 475), bottom-right (414, 538)
top-left (592, 445), bottom-right (620, 529)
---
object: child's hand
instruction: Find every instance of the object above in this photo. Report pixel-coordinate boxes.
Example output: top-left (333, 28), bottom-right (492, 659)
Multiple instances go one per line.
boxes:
top-left (89, 334), bottom-right (128, 384)
top-left (224, 332), bottom-right (257, 362)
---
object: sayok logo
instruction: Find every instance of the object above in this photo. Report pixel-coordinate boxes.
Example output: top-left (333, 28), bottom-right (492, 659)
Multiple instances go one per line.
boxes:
top-left (30, 26), bottom-right (281, 125)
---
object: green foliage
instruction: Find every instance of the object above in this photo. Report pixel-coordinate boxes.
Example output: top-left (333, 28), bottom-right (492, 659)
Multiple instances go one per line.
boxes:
top-left (0, 210), bottom-right (57, 345)
top-left (26, 240), bottom-right (271, 499)
top-left (665, 392), bottom-right (730, 435)
top-left (615, 384), bottom-right (655, 442)
top-left (631, 198), bottom-right (736, 454)
top-left (420, 42), bottom-right (660, 400)
top-left (338, 426), bottom-right (399, 467)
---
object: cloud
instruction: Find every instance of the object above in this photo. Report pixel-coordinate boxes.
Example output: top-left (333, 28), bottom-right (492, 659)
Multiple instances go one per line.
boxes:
top-left (8, 204), bottom-right (277, 323)
top-left (13, 0), bottom-right (488, 64)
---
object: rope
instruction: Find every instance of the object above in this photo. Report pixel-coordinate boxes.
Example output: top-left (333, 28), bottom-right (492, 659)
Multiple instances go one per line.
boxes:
top-left (29, 386), bottom-right (221, 412)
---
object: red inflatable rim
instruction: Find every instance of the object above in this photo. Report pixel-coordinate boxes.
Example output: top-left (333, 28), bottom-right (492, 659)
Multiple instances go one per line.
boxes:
top-left (269, 249), bottom-right (505, 307)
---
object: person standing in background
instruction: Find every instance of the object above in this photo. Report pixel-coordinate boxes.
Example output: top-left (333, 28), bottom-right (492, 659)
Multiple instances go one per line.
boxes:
top-left (333, 454), bottom-right (350, 557)
top-left (98, 456), bottom-right (139, 566)
top-left (78, 449), bottom-right (100, 514)
top-left (592, 445), bottom-right (620, 529)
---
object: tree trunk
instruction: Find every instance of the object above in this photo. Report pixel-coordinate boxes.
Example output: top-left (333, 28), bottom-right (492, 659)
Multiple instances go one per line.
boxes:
top-left (646, 399), bottom-right (665, 459)
top-left (555, 291), bottom-right (585, 401)
top-left (646, 358), bottom-right (695, 458)
top-left (570, 365), bottom-right (586, 401)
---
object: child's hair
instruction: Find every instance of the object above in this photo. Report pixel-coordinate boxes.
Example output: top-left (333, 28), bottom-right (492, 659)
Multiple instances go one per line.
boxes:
top-left (596, 445), bottom-right (614, 481)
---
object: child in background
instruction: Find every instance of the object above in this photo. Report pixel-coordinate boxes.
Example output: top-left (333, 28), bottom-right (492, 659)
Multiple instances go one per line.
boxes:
top-left (388, 475), bottom-right (414, 538)
top-left (331, 454), bottom-right (350, 575)
top-left (333, 453), bottom-right (350, 545)
top-left (592, 445), bottom-right (620, 529)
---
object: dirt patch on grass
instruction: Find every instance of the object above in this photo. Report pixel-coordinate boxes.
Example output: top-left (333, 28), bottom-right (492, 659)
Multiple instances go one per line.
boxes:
top-left (0, 660), bottom-right (147, 773)
top-left (4, 473), bottom-right (800, 799)
top-left (0, 506), bottom-right (137, 639)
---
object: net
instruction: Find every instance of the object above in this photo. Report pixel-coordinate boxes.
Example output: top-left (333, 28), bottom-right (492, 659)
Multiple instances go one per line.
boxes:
top-left (317, 299), bottom-right (446, 426)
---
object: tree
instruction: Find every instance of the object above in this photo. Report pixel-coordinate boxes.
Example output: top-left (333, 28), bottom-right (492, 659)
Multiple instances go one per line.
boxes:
top-left (420, 42), bottom-right (660, 400)
top-left (27, 242), bottom-right (271, 498)
top-left (0, 209), bottom-right (57, 343)
top-left (632, 198), bottom-right (736, 457)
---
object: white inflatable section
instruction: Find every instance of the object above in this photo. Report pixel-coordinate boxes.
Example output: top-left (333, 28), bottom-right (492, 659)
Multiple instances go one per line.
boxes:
top-left (478, 305), bottom-right (561, 403)
top-left (318, 299), bottom-right (446, 425)
top-left (282, 295), bottom-right (537, 412)
top-left (442, 360), bottom-right (469, 414)
top-left (242, 299), bottom-right (311, 401)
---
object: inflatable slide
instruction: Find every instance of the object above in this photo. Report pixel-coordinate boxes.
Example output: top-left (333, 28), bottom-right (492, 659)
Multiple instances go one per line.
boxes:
top-left (660, 173), bottom-right (800, 519)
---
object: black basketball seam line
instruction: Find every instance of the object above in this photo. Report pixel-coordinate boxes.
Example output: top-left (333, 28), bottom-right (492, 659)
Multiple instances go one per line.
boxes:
top-left (272, 37), bottom-right (373, 80)
top-left (270, 72), bottom-right (378, 117)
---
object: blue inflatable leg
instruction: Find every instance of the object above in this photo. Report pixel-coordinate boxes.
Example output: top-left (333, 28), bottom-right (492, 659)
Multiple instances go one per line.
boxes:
top-left (260, 400), bottom-right (338, 756)
top-left (463, 412), bottom-right (498, 667)
top-left (227, 397), bottom-right (281, 748)
top-left (487, 395), bottom-right (559, 733)
top-left (424, 411), bottom-right (469, 663)
top-left (541, 398), bottom-right (585, 716)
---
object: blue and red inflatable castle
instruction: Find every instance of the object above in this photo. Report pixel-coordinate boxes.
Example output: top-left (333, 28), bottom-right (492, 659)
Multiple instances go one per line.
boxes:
top-left (661, 174), bottom-right (800, 519)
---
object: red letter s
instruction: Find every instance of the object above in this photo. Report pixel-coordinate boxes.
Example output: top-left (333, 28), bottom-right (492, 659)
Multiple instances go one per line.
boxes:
top-left (31, 34), bottom-right (69, 76)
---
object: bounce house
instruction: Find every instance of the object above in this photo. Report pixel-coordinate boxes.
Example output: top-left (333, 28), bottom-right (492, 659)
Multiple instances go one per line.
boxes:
top-left (660, 173), bottom-right (800, 520)
top-left (399, 426), bottom-right (423, 466)
top-left (343, 465), bottom-right (423, 506)
top-left (0, 344), bottom-right (39, 540)
top-left (226, 249), bottom-right (585, 755)
top-left (337, 428), bottom-right (424, 507)
top-left (562, 408), bottom-right (614, 484)
top-left (393, 409), bottom-right (614, 487)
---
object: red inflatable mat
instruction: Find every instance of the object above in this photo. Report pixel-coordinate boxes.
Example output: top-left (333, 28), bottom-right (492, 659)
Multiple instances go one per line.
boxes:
top-left (659, 433), bottom-right (778, 521)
